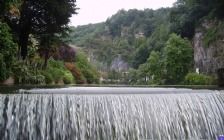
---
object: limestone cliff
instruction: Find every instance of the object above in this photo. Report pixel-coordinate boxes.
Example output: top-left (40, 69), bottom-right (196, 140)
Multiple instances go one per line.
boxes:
top-left (193, 19), bottom-right (224, 76)
top-left (110, 55), bottom-right (129, 71)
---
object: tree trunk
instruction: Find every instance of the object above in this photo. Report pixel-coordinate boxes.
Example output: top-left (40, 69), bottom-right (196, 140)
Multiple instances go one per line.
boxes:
top-left (19, 30), bottom-right (30, 59)
top-left (43, 51), bottom-right (49, 69)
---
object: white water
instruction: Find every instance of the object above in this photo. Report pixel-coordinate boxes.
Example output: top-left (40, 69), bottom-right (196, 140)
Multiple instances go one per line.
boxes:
top-left (0, 87), bottom-right (224, 139)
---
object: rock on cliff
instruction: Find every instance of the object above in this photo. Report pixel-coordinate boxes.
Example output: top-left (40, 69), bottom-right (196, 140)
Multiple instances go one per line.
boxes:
top-left (193, 19), bottom-right (224, 76)
top-left (110, 54), bottom-right (129, 71)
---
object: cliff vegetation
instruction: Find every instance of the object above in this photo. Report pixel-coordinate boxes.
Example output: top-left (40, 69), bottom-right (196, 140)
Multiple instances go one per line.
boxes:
top-left (68, 0), bottom-right (224, 85)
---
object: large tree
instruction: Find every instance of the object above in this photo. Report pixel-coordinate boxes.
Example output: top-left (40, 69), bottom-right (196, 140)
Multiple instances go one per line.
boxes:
top-left (163, 33), bottom-right (193, 84)
top-left (147, 51), bottom-right (163, 84)
top-left (0, 23), bottom-right (18, 81)
top-left (16, 0), bottom-right (77, 59)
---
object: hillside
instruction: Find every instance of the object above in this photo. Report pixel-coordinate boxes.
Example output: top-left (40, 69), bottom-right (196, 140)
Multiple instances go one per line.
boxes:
top-left (68, 8), bottom-right (171, 69)
top-left (68, 0), bottom-right (224, 85)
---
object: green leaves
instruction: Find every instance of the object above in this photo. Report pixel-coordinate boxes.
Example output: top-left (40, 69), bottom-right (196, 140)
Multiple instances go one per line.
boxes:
top-left (163, 34), bottom-right (193, 84)
top-left (0, 23), bottom-right (17, 82)
top-left (184, 73), bottom-right (214, 85)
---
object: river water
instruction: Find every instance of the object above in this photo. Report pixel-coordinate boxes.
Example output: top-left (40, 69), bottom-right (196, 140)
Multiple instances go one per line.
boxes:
top-left (0, 87), bottom-right (224, 140)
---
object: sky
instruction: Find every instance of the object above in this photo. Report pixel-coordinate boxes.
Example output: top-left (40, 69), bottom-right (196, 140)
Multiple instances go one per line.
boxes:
top-left (70, 0), bottom-right (177, 26)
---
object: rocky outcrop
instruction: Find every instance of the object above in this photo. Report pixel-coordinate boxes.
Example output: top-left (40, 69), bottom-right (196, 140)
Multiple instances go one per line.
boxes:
top-left (110, 55), bottom-right (129, 71)
top-left (193, 19), bottom-right (224, 76)
top-left (3, 77), bottom-right (14, 85)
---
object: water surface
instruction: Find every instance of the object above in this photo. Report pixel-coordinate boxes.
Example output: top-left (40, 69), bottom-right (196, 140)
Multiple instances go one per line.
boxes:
top-left (0, 87), bottom-right (223, 140)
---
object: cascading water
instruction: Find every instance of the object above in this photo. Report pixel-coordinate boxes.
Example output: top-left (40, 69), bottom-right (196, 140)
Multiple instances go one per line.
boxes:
top-left (0, 87), bottom-right (224, 140)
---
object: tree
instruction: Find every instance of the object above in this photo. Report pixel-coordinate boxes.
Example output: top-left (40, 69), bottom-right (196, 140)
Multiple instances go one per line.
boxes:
top-left (147, 24), bottom-right (170, 52)
top-left (38, 34), bottom-right (60, 68)
top-left (0, 0), bottom-right (12, 21)
top-left (16, 0), bottom-right (77, 59)
top-left (147, 51), bottom-right (163, 84)
top-left (75, 52), bottom-right (99, 84)
top-left (0, 23), bottom-right (18, 81)
top-left (132, 37), bottom-right (149, 69)
top-left (163, 33), bottom-right (193, 84)
top-left (171, 0), bottom-right (224, 39)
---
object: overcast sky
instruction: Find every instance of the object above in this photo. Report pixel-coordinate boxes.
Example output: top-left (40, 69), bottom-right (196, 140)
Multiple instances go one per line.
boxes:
top-left (70, 0), bottom-right (177, 26)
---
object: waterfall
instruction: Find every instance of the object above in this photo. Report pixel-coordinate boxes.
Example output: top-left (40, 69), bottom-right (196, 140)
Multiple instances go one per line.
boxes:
top-left (0, 87), bottom-right (224, 140)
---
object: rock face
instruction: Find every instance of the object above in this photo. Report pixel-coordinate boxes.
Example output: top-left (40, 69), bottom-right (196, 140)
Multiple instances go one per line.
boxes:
top-left (110, 55), bottom-right (129, 71)
top-left (193, 20), bottom-right (224, 76)
top-left (3, 77), bottom-right (14, 85)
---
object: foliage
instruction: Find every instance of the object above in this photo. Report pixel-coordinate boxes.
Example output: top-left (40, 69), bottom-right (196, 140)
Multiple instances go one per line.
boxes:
top-left (172, 0), bottom-right (224, 39)
top-left (147, 51), bottom-right (164, 84)
top-left (12, 61), bottom-right (30, 84)
top-left (0, 0), bottom-right (101, 85)
top-left (163, 34), bottom-right (193, 84)
top-left (1, 0), bottom-right (223, 85)
top-left (52, 44), bottom-right (76, 62)
top-left (64, 52), bottom-right (100, 84)
top-left (184, 73), bottom-right (214, 85)
top-left (5, 0), bottom-right (78, 59)
top-left (29, 75), bottom-right (45, 84)
top-left (48, 67), bottom-right (64, 83)
top-left (69, 8), bottom-right (172, 68)
top-left (40, 71), bottom-right (54, 84)
top-left (46, 60), bottom-right (65, 84)
top-left (147, 25), bottom-right (170, 52)
top-left (127, 69), bottom-right (138, 85)
top-left (0, 54), bottom-right (8, 82)
top-left (48, 58), bottom-right (65, 70)
top-left (12, 60), bottom-right (45, 84)
top-left (63, 71), bottom-right (74, 84)
top-left (75, 52), bottom-right (100, 84)
top-left (169, 4), bottom-right (209, 38)
top-left (108, 70), bottom-right (120, 81)
top-left (132, 37), bottom-right (148, 69)
top-left (203, 21), bottom-right (220, 47)
top-left (0, 23), bottom-right (17, 81)
top-left (210, 1), bottom-right (224, 19)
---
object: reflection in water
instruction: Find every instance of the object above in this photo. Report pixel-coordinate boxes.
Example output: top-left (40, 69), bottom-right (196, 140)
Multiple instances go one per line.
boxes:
top-left (0, 87), bottom-right (224, 139)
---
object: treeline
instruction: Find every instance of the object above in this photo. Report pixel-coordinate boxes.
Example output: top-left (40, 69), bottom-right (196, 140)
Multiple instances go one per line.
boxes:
top-left (0, 0), bottom-right (99, 84)
top-left (69, 0), bottom-right (224, 85)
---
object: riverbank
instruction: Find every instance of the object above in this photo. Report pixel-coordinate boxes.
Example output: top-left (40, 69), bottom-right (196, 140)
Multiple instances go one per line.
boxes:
top-left (0, 84), bottom-right (222, 94)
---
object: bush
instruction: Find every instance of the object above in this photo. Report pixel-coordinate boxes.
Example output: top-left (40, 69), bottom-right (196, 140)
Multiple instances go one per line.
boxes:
top-left (41, 71), bottom-right (54, 84)
top-left (0, 23), bottom-right (17, 82)
top-left (47, 67), bottom-right (64, 83)
top-left (48, 59), bottom-right (65, 70)
top-left (29, 75), bottom-right (45, 84)
top-left (63, 71), bottom-right (74, 84)
top-left (184, 73), bottom-right (214, 85)
top-left (0, 53), bottom-right (8, 82)
top-left (12, 61), bottom-right (30, 84)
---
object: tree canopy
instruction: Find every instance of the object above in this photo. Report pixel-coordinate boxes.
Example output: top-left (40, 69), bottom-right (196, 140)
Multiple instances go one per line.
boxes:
top-left (5, 0), bottom-right (78, 59)
top-left (163, 34), bottom-right (193, 84)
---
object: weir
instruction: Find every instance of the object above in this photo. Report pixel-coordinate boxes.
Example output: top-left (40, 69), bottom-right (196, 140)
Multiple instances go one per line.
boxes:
top-left (0, 87), bottom-right (224, 140)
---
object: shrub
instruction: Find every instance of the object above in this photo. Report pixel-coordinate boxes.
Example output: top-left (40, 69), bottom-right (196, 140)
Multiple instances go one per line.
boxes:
top-left (48, 67), bottom-right (64, 83)
top-left (184, 73), bottom-right (214, 85)
top-left (63, 71), bottom-right (74, 84)
top-left (12, 61), bottom-right (30, 84)
top-left (65, 63), bottom-right (74, 70)
top-left (48, 59), bottom-right (65, 70)
top-left (0, 53), bottom-right (8, 82)
top-left (41, 71), bottom-right (54, 84)
top-left (29, 75), bottom-right (45, 84)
